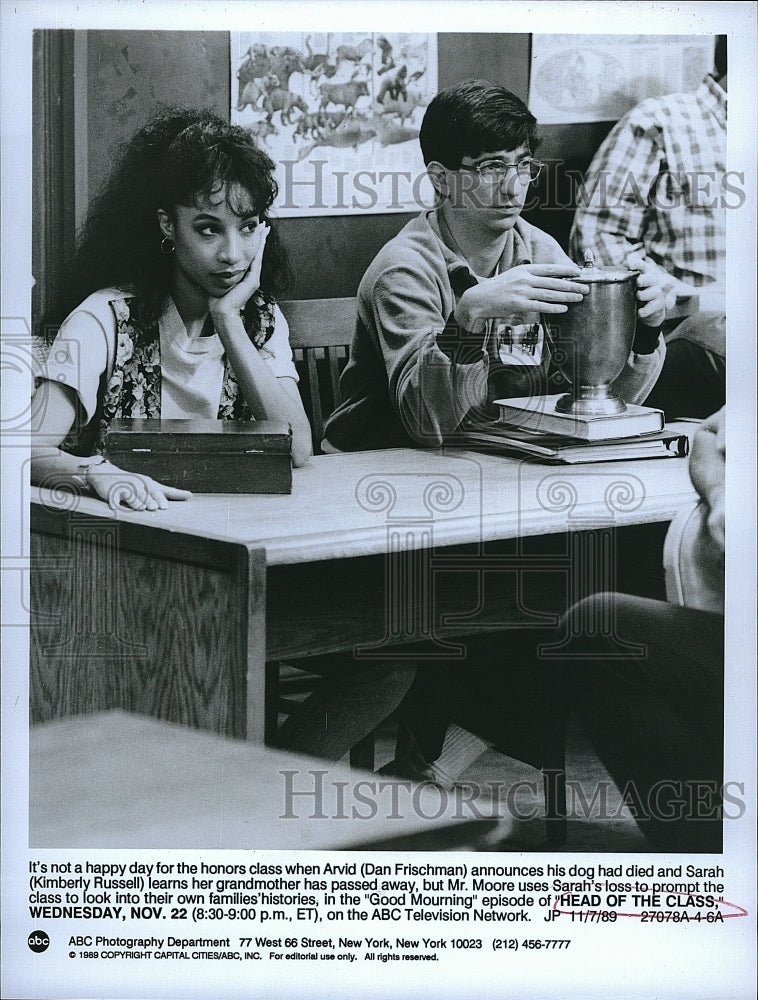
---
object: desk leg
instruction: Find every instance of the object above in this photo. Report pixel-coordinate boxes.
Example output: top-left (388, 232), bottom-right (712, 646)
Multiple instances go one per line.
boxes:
top-left (30, 510), bottom-right (267, 742)
top-left (241, 544), bottom-right (268, 744)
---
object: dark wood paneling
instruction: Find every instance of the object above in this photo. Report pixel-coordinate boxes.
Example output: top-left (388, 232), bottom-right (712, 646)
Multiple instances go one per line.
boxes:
top-left (277, 212), bottom-right (416, 298)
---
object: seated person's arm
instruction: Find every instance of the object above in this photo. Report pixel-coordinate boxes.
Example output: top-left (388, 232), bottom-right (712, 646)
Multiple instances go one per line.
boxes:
top-left (31, 315), bottom-right (191, 512)
top-left (454, 263), bottom-right (588, 332)
top-left (207, 242), bottom-right (312, 467)
top-left (582, 252), bottom-right (669, 407)
top-left (211, 319), bottom-right (312, 468)
top-left (369, 264), bottom-right (492, 447)
top-left (455, 239), bottom-right (666, 408)
top-left (688, 406), bottom-right (726, 552)
top-left (569, 111), bottom-right (658, 266)
top-left (32, 379), bottom-right (192, 512)
top-left (376, 259), bottom-right (593, 445)
top-left (569, 110), bottom-right (680, 313)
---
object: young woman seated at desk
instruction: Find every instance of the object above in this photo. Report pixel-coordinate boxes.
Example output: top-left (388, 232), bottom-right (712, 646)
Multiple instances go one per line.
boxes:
top-left (31, 107), bottom-right (413, 759)
top-left (31, 107), bottom-right (312, 508)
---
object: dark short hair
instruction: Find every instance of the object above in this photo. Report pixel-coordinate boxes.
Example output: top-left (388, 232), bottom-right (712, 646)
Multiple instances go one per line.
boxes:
top-left (419, 80), bottom-right (538, 168)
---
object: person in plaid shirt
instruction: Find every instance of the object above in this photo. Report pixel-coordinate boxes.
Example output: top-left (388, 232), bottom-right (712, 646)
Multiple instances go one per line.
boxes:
top-left (571, 37), bottom-right (727, 418)
top-left (570, 38), bottom-right (726, 303)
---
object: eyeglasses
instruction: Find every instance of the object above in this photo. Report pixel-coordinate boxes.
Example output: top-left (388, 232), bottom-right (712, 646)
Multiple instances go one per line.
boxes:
top-left (459, 157), bottom-right (543, 184)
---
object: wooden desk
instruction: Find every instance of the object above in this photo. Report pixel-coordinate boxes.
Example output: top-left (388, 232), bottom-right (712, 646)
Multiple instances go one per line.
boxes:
top-left (29, 712), bottom-right (499, 850)
top-left (30, 444), bottom-right (697, 745)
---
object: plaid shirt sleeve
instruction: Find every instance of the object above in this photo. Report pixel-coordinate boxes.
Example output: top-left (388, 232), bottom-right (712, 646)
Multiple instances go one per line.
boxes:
top-left (570, 78), bottom-right (727, 289)
top-left (569, 107), bottom-right (665, 268)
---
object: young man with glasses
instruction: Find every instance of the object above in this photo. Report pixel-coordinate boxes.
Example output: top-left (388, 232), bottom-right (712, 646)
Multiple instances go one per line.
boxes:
top-left (323, 79), bottom-right (666, 452)
top-left (321, 81), bottom-right (669, 795)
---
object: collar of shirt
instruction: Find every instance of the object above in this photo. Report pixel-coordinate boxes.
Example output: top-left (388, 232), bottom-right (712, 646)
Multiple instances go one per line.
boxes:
top-left (160, 296), bottom-right (224, 357)
top-left (698, 72), bottom-right (727, 129)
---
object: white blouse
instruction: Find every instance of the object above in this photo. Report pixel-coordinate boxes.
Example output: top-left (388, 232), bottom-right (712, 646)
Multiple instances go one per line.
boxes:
top-left (42, 288), bottom-right (298, 422)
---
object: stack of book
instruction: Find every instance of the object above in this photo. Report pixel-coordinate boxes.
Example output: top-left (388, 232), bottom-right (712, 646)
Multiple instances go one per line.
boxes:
top-left (455, 395), bottom-right (689, 464)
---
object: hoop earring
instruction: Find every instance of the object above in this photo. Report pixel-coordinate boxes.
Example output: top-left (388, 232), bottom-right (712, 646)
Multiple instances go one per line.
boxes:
top-left (160, 236), bottom-right (175, 255)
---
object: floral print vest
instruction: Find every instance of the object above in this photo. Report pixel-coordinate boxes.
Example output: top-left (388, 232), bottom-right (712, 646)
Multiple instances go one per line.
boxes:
top-left (63, 293), bottom-right (276, 456)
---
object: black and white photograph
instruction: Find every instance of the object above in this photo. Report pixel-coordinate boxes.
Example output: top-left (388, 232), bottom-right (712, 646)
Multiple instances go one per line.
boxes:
top-left (1, 2), bottom-right (755, 998)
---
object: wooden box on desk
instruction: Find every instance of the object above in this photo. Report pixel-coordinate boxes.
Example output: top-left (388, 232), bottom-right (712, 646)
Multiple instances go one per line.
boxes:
top-left (103, 419), bottom-right (292, 493)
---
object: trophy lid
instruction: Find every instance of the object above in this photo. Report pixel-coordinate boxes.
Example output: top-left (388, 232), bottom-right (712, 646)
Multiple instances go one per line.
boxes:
top-left (577, 250), bottom-right (640, 283)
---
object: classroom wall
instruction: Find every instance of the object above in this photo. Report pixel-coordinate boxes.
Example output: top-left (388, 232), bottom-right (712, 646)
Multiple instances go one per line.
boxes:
top-left (80, 29), bottom-right (612, 300)
top-left (82, 31), bottom-right (521, 298)
top-left (33, 28), bottom-right (620, 313)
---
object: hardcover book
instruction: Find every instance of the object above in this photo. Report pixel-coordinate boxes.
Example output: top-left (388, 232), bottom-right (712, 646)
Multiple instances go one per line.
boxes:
top-left (493, 394), bottom-right (665, 440)
top-left (454, 426), bottom-right (689, 464)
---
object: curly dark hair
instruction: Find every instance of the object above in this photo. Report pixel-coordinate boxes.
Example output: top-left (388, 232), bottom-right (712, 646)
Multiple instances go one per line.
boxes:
top-left (44, 106), bottom-right (290, 338)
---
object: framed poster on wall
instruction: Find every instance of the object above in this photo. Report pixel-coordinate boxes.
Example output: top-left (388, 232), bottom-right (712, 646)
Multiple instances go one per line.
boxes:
top-left (529, 33), bottom-right (715, 124)
top-left (230, 32), bottom-right (438, 216)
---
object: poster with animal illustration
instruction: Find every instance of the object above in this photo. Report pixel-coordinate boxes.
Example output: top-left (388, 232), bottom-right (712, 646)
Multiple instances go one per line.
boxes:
top-left (231, 32), bottom-right (437, 216)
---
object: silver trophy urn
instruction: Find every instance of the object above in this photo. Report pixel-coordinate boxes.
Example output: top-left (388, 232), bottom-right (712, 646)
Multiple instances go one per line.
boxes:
top-left (554, 251), bottom-right (641, 416)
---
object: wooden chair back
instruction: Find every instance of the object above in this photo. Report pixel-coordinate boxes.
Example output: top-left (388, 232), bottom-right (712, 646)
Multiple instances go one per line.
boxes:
top-left (279, 297), bottom-right (356, 453)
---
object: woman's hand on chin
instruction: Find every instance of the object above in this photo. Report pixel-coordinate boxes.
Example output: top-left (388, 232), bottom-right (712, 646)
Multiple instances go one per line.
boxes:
top-left (209, 223), bottom-right (270, 319)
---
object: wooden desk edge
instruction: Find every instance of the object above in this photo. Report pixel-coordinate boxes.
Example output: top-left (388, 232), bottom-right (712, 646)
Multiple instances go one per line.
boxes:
top-left (30, 498), bottom-right (266, 573)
